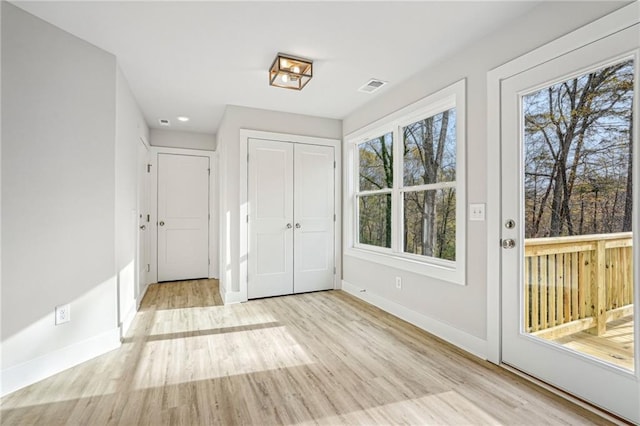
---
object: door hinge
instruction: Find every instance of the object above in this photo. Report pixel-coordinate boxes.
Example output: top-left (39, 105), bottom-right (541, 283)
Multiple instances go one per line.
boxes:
top-left (333, 161), bottom-right (336, 169)
top-left (147, 164), bottom-right (151, 173)
top-left (208, 258), bottom-right (211, 265)
top-left (146, 214), bottom-right (150, 223)
top-left (247, 154), bottom-right (249, 162)
top-left (334, 267), bottom-right (336, 274)
top-left (208, 168), bottom-right (210, 175)
top-left (208, 213), bottom-right (210, 220)
top-left (334, 214), bottom-right (336, 221)
top-left (246, 215), bottom-right (249, 223)
top-left (146, 264), bottom-right (150, 272)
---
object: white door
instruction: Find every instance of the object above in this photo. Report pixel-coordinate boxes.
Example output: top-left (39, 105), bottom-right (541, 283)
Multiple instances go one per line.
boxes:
top-left (248, 139), bottom-right (336, 298)
top-left (294, 143), bottom-right (335, 293)
top-left (501, 25), bottom-right (639, 422)
top-left (157, 153), bottom-right (210, 282)
top-left (248, 139), bottom-right (294, 298)
top-left (136, 140), bottom-right (149, 302)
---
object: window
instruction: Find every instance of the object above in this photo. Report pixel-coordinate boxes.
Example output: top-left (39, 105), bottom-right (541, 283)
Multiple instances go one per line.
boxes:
top-left (402, 109), bottom-right (457, 260)
top-left (347, 80), bottom-right (465, 284)
top-left (357, 132), bottom-right (393, 248)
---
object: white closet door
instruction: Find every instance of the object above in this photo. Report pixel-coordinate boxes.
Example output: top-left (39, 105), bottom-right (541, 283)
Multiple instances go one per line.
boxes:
top-left (248, 139), bottom-right (294, 298)
top-left (294, 144), bottom-right (335, 293)
top-left (157, 154), bottom-right (209, 282)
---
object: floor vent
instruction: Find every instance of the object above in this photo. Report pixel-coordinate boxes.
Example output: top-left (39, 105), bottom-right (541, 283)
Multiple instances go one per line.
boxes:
top-left (358, 78), bottom-right (388, 94)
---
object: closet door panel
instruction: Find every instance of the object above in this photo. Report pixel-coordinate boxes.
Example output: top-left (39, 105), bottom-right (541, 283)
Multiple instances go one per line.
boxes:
top-left (248, 139), bottom-right (294, 299)
top-left (294, 144), bottom-right (335, 293)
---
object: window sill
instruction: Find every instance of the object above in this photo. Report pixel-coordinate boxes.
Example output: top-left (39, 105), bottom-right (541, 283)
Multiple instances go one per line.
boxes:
top-left (345, 246), bottom-right (465, 285)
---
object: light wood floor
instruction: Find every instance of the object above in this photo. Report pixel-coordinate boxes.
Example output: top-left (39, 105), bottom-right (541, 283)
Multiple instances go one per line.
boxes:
top-left (553, 316), bottom-right (634, 371)
top-left (0, 280), bottom-right (617, 425)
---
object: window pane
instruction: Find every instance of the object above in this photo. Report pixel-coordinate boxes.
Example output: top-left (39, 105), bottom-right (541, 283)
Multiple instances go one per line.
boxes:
top-left (358, 193), bottom-right (392, 248)
top-left (403, 109), bottom-right (456, 186)
top-left (523, 59), bottom-right (634, 238)
top-left (403, 188), bottom-right (456, 260)
top-left (359, 132), bottom-right (393, 191)
top-left (522, 59), bottom-right (634, 371)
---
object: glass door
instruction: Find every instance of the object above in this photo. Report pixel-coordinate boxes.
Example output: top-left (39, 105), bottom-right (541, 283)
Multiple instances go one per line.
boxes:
top-left (501, 24), bottom-right (639, 423)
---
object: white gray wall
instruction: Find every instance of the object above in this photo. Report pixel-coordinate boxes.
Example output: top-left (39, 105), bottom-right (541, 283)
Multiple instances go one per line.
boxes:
top-left (116, 67), bottom-right (149, 337)
top-left (217, 105), bottom-right (342, 300)
top-left (342, 1), bottom-right (628, 352)
top-left (150, 128), bottom-right (216, 151)
top-left (1, 3), bottom-right (148, 395)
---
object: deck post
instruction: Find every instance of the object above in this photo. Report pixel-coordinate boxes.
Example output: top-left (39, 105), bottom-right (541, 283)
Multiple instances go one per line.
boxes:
top-left (589, 239), bottom-right (607, 336)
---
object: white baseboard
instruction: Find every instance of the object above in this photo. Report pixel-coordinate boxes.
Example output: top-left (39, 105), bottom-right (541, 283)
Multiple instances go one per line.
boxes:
top-left (341, 280), bottom-right (487, 359)
top-left (120, 304), bottom-right (137, 339)
top-left (221, 290), bottom-right (244, 305)
top-left (0, 328), bottom-right (121, 397)
top-left (137, 282), bottom-right (151, 309)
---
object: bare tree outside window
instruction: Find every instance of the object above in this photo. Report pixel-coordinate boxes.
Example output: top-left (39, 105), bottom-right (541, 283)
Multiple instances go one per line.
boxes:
top-left (403, 109), bottom-right (457, 260)
top-left (358, 133), bottom-right (393, 248)
top-left (523, 59), bottom-right (634, 238)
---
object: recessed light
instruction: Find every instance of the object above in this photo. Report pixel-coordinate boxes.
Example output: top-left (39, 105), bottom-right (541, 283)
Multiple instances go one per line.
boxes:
top-left (177, 116), bottom-right (190, 122)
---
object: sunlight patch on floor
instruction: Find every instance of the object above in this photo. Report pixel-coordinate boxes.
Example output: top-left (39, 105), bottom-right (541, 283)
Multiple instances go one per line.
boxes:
top-left (144, 305), bottom-right (278, 337)
top-left (296, 390), bottom-right (502, 425)
top-left (132, 325), bottom-right (313, 389)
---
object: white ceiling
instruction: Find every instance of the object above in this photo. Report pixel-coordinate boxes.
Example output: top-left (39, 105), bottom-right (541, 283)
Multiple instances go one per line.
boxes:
top-left (13, 1), bottom-right (541, 135)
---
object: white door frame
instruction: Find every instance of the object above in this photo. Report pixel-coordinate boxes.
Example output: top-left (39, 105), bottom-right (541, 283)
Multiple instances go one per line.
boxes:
top-left (136, 136), bottom-right (151, 307)
top-left (149, 146), bottom-right (218, 284)
top-left (236, 129), bottom-right (341, 303)
top-left (487, 1), bottom-right (639, 366)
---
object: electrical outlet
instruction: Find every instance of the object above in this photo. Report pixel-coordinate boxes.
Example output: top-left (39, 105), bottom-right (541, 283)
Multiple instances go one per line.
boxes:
top-left (469, 203), bottom-right (486, 221)
top-left (395, 276), bottom-right (402, 289)
top-left (55, 304), bottom-right (71, 325)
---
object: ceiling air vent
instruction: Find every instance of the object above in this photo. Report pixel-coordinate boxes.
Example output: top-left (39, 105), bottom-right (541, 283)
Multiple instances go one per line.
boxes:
top-left (358, 78), bottom-right (388, 94)
top-left (159, 119), bottom-right (170, 126)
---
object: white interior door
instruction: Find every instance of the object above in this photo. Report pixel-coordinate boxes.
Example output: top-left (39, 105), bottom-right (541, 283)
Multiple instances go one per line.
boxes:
top-left (136, 140), bottom-right (149, 301)
top-left (248, 139), bottom-right (294, 298)
top-left (501, 24), bottom-right (639, 423)
top-left (157, 153), bottom-right (210, 282)
top-left (293, 144), bottom-right (335, 293)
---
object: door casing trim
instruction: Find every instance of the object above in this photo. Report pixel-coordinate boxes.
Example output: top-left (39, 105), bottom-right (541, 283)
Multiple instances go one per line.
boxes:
top-left (236, 129), bottom-right (342, 303)
top-left (149, 146), bottom-right (218, 284)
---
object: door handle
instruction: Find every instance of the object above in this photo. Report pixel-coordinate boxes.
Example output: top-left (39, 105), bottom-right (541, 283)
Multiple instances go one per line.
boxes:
top-left (286, 223), bottom-right (292, 229)
top-left (501, 239), bottom-right (516, 249)
top-left (139, 225), bottom-right (146, 230)
top-left (295, 223), bottom-right (301, 229)
top-left (159, 221), bottom-right (165, 227)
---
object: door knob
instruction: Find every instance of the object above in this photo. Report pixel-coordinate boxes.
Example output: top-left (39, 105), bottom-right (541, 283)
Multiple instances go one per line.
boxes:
top-left (501, 239), bottom-right (516, 249)
top-left (139, 225), bottom-right (146, 230)
top-left (286, 223), bottom-right (292, 229)
top-left (159, 221), bottom-right (165, 226)
top-left (295, 223), bottom-right (301, 229)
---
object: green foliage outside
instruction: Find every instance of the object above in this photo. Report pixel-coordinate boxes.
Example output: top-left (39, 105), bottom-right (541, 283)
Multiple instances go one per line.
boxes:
top-left (358, 109), bottom-right (457, 261)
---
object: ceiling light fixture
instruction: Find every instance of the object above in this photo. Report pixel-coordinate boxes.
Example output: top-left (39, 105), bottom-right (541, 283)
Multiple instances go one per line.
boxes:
top-left (269, 53), bottom-right (313, 90)
top-left (177, 116), bottom-right (190, 122)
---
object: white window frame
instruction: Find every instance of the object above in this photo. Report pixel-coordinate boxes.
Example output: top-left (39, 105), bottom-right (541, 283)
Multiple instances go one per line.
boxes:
top-left (345, 79), bottom-right (466, 285)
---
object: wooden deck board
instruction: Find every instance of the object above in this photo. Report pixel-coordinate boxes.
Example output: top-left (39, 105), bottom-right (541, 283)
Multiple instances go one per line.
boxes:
top-left (551, 316), bottom-right (634, 371)
top-left (0, 279), bottom-right (617, 425)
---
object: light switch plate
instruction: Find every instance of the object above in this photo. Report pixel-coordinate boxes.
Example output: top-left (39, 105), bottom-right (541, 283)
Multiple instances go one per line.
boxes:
top-left (469, 203), bottom-right (485, 221)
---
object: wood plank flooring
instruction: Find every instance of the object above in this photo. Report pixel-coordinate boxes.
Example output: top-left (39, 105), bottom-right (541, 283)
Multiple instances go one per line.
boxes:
top-left (0, 279), bottom-right (617, 425)
top-left (553, 316), bottom-right (634, 371)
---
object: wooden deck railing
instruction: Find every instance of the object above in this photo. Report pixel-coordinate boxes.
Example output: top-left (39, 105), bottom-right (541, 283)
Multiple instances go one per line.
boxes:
top-left (524, 232), bottom-right (633, 339)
